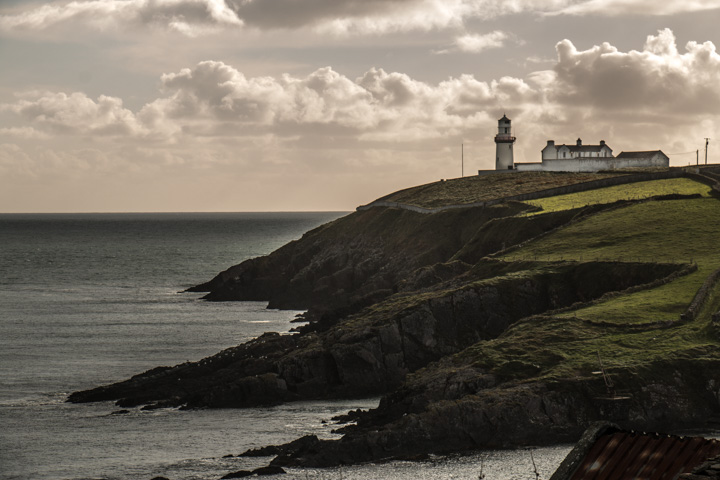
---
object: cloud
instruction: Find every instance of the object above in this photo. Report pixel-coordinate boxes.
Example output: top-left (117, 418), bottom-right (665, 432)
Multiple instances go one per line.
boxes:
top-left (0, 143), bottom-right (36, 177)
top-left (3, 91), bottom-right (146, 136)
top-left (5, 28), bottom-right (720, 143)
top-left (551, 28), bottom-right (720, 114)
top-left (0, 0), bottom-right (570, 37)
top-left (2, 61), bottom-right (540, 145)
top-left (434, 30), bottom-right (511, 54)
top-left (155, 61), bottom-right (538, 134)
top-left (0, 127), bottom-right (50, 139)
top-left (0, 0), bottom-right (461, 35)
top-left (454, 31), bottom-right (509, 53)
top-left (3, 0), bottom-right (720, 38)
top-left (553, 0), bottom-right (720, 16)
top-left (3, 28), bottom-right (719, 168)
top-left (0, 0), bottom-right (243, 36)
top-left (3, 28), bottom-right (720, 211)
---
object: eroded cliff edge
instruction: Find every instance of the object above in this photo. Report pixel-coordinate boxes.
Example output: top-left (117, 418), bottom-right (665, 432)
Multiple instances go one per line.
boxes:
top-left (69, 170), bottom-right (720, 465)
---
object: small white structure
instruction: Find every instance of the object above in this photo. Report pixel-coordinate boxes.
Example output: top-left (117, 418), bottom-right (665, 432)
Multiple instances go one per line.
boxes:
top-left (494, 114), bottom-right (515, 170)
top-left (614, 151), bottom-right (671, 168)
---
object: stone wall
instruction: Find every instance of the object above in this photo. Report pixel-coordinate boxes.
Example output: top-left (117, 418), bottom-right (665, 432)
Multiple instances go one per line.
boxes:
top-left (517, 154), bottom-right (668, 172)
top-left (681, 267), bottom-right (720, 322)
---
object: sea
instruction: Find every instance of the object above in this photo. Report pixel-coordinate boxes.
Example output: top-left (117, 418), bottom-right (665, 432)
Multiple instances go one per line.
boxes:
top-left (0, 212), bottom-right (571, 480)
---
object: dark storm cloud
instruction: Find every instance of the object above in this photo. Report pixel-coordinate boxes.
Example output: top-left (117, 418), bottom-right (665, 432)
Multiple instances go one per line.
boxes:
top-left (226, 0), bottom-right (417, 29)
top-left (3, 0), bottom-right (720, 37)
top-left (0, 0), bottom-right (565, 35)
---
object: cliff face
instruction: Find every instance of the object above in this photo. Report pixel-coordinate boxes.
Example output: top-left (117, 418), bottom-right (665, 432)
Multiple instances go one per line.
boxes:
top-left (70, 172), bottom-right (720, 466)
top-left (70, 259), bottom-right (683, 408)
top-left (189, 203), bottom-right (529, 316)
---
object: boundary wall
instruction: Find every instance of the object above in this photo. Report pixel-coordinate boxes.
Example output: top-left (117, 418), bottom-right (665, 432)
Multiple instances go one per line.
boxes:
top-left (682, 267), bottom-right (720, 322)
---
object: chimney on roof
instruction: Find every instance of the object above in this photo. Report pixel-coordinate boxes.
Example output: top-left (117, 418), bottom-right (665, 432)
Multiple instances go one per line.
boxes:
top-left (547, 140), bottom-right (555, 147)
top-left (600, 140), bottom-right (606, 146)
top-left (577, 138), bottom-right (582, 146)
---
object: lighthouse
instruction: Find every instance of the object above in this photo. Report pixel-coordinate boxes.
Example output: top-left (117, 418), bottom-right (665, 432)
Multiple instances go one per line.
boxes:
top-left (494, 114), bottom-right (515, 170)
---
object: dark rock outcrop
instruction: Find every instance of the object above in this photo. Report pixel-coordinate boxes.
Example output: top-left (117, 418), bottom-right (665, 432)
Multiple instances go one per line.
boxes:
top-left (264, 356), bottom-right (720, 467)
top-left (70, 259), bottom-right (685, 410)
top-left (189, 203), bottom-right (531, 320)
top-left (221, 466), bottom-right (285, 478)
top-left (240, 435), bottom-right (320, 458)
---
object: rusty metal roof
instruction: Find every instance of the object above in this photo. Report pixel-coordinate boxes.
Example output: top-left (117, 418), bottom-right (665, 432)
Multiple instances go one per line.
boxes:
top-left (569, 429), bottom-right (720, 480)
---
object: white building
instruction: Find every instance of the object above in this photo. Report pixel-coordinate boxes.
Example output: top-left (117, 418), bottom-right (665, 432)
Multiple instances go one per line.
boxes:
top-left (480, 116), bottom-right (670, 174)
top-left (515, 137), bottom-right (669, 172)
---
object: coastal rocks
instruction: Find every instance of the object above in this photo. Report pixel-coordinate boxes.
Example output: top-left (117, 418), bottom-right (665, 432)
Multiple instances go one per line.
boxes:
top-left (241, 435), bottom-right (321, 461)
top-left (221, 466), bottom-right (285, 478)
top-left (266, 359), bottom-right (720, 468)
top-left (680, 456), bottom-right (720, 479)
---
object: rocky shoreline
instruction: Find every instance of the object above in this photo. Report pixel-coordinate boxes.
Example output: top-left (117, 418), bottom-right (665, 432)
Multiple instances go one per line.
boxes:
top-left (69, 180), bottom-right (720, 468)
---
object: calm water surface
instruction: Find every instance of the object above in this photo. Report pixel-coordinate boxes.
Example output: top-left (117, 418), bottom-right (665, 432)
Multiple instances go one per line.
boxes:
top-left (0, 213), bottom-right (570, 480)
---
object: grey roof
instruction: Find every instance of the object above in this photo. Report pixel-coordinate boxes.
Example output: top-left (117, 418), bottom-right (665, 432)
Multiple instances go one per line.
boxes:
top-left (499, 114), bottom-right (510, 122)
top-left (616, 150), bottom-right (666, 159)
top-left (558, 144), bottom-right (612, 153)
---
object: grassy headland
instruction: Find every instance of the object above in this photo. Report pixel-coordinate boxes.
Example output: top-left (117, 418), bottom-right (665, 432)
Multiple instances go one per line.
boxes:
top-left (374, 171), bottom-right (625, 208)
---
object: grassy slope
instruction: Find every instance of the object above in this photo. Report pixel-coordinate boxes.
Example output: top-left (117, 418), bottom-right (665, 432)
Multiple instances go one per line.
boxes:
top-left (460, 195), bottom-right (720, 384)
top-left (376, 172), bottom-right (624, 208)
top-left (505, 197), bottom-right (719, 322)
top-left (524, 177), bottom-right (712, 215)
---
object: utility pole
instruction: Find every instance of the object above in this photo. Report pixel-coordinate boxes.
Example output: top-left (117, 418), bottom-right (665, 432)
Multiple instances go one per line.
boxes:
top-left (697, 149), bottom-right (699, 166)
top-left (705, 138), bottom-right (710, 165)
top-left (461, 143), bottom-right (464, 177)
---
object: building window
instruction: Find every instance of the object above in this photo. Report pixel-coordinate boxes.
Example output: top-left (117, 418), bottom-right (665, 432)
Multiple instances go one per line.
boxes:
top-left (563, 152), bottom-right (566, 158)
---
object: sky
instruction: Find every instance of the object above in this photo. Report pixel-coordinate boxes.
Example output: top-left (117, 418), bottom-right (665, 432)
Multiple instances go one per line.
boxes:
top-left (1, 0), bottom-right (720, 212)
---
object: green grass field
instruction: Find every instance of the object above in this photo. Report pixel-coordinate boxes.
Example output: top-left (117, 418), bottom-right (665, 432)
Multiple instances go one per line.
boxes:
top-left (505, 198), bottom-right (720, 323)
top-left (459, 195), bottom-right (720, 382)
top-left (523, 178), bottom-right (712, 215)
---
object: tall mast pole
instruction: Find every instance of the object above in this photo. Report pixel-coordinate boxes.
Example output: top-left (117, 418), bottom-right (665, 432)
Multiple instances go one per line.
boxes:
top-left (705, 138), bottom-right (710, 165)
top-left (462, 143), bottom-right (464, 177)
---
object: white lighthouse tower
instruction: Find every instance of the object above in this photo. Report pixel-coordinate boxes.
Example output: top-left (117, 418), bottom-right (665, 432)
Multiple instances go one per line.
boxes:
top-left (494, 114), bottom-right (515, 170)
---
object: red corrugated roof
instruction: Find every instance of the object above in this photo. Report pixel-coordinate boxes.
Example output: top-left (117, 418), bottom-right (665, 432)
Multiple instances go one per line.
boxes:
top-left (569, 430), bottom-right (720, 480)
